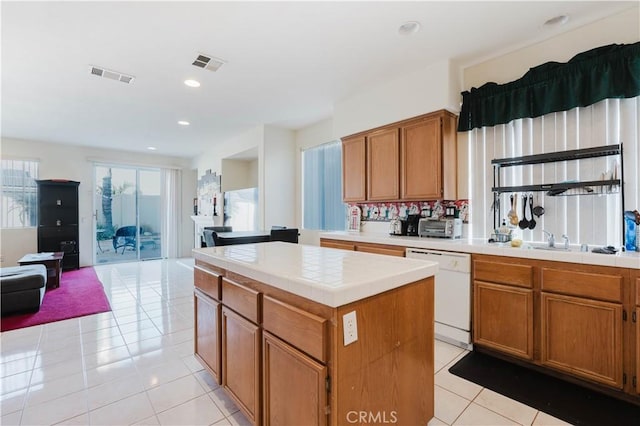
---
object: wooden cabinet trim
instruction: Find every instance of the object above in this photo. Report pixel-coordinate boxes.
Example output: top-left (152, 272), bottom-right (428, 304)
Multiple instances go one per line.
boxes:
top-left (222, 278), bottom-right (262, 325)
top-left (194, 265), bottom-right (222, 300)
top-left (263, 296), bottom-right (328, 363)
top-left (541, 268), bottom-right (623, 302)
top-left (541, 292), bottom-right (623, 389)
top-left (635, 277), bottom-right (640, 306)
top-left (473, 260), bottom-right (533, 288)
top-left (263, 332), bottom-right (328, 426)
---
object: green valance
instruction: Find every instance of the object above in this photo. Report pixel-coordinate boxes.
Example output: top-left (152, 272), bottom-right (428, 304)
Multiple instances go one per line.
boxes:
top-left (458, 42), bottom-right (640, 132)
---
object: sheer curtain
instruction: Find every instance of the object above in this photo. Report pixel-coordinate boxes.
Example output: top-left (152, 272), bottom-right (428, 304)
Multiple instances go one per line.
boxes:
top-left (161, 168), bottom-right (181, 258)
top-left (302, 140), bottom-right (345, 231)
top-left (467, 97), bottom-right (639, 247)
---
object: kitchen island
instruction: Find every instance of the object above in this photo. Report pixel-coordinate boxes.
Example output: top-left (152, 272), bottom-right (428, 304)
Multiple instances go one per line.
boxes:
top-left (192, 242), bottom-right (438, 426)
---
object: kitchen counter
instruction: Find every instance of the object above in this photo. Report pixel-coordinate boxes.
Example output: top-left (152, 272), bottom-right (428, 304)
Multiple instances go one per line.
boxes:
top-left (192, 241), bottom-right (438, 307)
top-left (193, 241), bottom-right (437, 424)
top-left (320, 231), bottom-right (640, 269)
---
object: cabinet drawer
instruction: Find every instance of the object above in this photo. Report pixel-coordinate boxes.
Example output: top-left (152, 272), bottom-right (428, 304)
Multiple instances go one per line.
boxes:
top-left (320, 239), bottom-right (355, 251)
top-left (474, 260), bottom-right (533, 288)
top-left (263, 296), bottom-right (327, 363)
top-left (356, 243), bottom-right (405, 257)
top-left (194, 265), bottom-right (221, 300)
top-left (541, 268), bottom-right (623, 303)
top-left (222, 278), bottom-right (261, 324)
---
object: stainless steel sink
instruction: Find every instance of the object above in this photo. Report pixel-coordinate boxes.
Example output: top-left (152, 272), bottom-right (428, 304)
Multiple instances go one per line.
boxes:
top-left (532, 246), bottom-right (570, 251)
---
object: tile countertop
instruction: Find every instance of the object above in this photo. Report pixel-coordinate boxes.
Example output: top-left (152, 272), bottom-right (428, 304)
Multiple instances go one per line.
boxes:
top-left (192, 241), bottom-right (439, 307)
top-left (320, 231), bottom-right (640, 270)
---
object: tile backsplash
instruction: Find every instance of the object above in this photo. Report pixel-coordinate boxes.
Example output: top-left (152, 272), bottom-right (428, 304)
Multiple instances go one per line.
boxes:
top-left (350, 200), bottom-right (470, 223)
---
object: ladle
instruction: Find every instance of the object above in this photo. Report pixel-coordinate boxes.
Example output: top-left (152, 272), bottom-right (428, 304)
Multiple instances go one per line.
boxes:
top-left (518, 194), bottom-right (529, 229)
top-left (532, 193), bottom-right (545, 217)
top-left (528, 194), bottom-right (537, 229)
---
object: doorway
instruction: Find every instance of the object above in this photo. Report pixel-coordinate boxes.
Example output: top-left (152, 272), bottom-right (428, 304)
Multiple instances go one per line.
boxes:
top-left (94, 165), bottom-right (162, 264)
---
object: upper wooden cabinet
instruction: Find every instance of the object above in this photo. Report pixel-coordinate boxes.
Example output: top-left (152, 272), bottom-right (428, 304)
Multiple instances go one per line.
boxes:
top-left (401, 112), bottom-right (457, 200)
top-left (341, 109), bottom-right (458, 202)
top-left (342, 135), bottom-right (367, 202)
top-left (367, 127), bottom-right (400, 201)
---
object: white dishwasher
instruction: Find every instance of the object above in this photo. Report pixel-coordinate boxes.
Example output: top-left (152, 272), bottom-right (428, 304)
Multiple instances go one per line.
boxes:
top-left (406, 248), bottom-right (472, 349)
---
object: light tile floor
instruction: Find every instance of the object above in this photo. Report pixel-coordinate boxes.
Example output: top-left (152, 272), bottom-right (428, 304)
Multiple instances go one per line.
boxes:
top-left (1, 259), bottom-right (571, 426)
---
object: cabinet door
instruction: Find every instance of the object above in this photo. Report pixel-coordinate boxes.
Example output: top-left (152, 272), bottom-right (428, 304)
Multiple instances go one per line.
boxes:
top-left (401, 117), bottom-right (442, 200)
top-left (367, 127), bottom-right (400, 201)
top-left (222, 307), bottom-right (261, 425)
top-left (263, 332), bottom-right (327, 426)
top-left (473, 281), bottom-right (534, 360)
top-left (636, 305), bottom-right (640, 396)
top-left (342, 135), bottom-right (366, 202)
top-left (194, 290), bottom-right (221, 384)
top-left (541, 292), bottom-right (623, 389)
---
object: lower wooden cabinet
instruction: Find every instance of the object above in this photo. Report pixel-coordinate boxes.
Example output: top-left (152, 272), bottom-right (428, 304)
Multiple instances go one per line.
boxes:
top-left (541, 292), bottom-right (623, 389)
top-left (473, 281), bottom-right (533, 360)
top-left (222, 307), bottom-right (262, 425)
top-left (263, 332), bottom-right (327, 426)
top-left (194, 290), bottom-right (221, 384)
top-left (472, 254), bottom-right (638, 402)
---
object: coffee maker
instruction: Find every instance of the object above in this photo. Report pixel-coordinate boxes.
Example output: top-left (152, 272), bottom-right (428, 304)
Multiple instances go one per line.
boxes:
top-left (406, 214), bottom-right (421, 236)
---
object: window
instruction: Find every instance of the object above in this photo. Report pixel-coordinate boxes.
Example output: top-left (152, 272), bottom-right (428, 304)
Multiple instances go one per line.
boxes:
top-left (302, 140), bottom-right (345, 231)
top-left (466, 97), bottom-right (638, 247)
top-left (1, 159), bottom-right (39, 228)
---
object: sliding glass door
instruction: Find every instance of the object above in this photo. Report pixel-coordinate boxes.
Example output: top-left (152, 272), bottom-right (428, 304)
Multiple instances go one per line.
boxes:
top-left (94, 164), bottom-right (161, 264)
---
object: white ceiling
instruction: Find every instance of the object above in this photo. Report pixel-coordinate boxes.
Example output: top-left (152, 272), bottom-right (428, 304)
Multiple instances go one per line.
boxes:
top-left (1, 1), bottom-right (636, 159)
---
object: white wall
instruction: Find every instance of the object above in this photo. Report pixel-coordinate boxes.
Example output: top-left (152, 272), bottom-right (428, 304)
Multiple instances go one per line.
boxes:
top-left (221, 159), bottom-right (254, 191)
top-left (463, 8), bottom-right (639, 89)
top-left (262, 126), bottom-right (296, 229)
top-left (333, 59), bottom-right (460, 138)
top-left (0, 137), bottom-right (194, 267)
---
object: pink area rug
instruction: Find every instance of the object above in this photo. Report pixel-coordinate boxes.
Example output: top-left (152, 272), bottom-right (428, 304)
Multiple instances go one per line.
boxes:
top-left (1, 267), bottom-right (112, 332)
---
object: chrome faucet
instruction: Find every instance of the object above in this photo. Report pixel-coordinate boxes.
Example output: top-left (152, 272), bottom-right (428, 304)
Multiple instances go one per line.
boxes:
top-left (542, 230), bottom-right (555, 247)
top-left (561, 234), bottom-right (570, 250)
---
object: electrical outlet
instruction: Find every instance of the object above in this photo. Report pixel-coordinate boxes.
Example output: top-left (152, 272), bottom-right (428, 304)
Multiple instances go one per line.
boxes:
top-left (343, 310), bottom-right (358, 346)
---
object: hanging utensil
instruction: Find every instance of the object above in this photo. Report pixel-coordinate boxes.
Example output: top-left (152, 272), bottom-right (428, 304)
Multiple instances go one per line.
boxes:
top-left (508, 193), bottom-right (519, 225)
top-left (532, 192), bottom-right (545, 217)
top-left (528, 194), bottom-right (537, 229)
top-left (518, 194), bottom-right (529, 229)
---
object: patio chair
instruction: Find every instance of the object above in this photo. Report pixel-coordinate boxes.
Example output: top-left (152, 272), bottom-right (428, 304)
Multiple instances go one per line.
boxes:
top-left (112, 226), bottom-right (140, 254)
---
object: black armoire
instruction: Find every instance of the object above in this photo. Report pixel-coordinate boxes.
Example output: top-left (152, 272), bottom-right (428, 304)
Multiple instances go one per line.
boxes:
top-left (37, 180), bottom-right (80, 270)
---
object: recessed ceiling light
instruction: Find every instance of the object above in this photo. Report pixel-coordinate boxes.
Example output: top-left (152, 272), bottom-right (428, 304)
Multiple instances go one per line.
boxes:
top-left (147, 146), bottom-right (157, 151)
top-left (184, 79), bottom-right (201, 88)
top-left (398, 21), bottom-right (421, 36)
top-left (178, 120), bottom-right (190, 126)
top-left (544, 15), bottom-right (569, 27)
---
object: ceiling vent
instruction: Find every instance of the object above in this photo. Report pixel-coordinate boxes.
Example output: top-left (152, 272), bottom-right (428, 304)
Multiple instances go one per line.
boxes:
top-left (89, 65), bottom-right (135, 84)
top-left (192, 54), bottom-right (226, 72)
